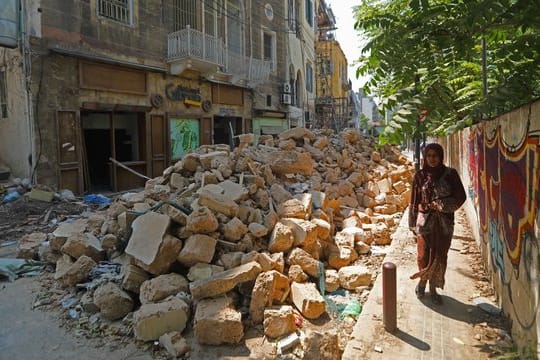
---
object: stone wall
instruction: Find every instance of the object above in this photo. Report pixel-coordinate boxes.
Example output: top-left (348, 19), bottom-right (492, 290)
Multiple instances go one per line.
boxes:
top-left (0, 47), bottom-right (32, 178)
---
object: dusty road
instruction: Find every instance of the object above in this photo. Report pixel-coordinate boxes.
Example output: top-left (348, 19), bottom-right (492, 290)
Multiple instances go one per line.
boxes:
top-left (0, 276), bottom-right (152, 360)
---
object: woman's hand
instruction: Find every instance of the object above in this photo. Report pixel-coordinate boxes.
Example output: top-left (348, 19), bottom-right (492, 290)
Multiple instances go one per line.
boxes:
top-left (429, 201), bottom-right (442, 211)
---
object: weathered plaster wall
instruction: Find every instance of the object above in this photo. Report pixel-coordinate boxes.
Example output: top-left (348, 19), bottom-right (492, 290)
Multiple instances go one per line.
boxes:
top-left (32, 54), bottom-right (79, 188)
top-left (441, 100), bottom-right (540, 357)
top-left (0, 48), bottom-right (32, 178)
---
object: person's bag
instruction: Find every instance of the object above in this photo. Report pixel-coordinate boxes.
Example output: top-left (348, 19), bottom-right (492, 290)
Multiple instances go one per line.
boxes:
top-left (416, 211), bottom-right (438, 234)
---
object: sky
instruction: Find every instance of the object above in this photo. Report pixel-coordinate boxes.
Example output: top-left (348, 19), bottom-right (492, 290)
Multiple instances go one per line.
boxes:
top-left (325, 0), bottom-right (367, 92)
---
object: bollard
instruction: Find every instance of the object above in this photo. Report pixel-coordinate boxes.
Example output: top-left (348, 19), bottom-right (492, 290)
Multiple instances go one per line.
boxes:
top-left (382, 262), bottom-right (397, 332)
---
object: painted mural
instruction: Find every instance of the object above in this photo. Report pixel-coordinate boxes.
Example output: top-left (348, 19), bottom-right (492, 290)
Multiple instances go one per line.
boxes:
top-left (465, 100), bottom-right (540, 350)
top-left (170, 119), bottom-right (199, 159)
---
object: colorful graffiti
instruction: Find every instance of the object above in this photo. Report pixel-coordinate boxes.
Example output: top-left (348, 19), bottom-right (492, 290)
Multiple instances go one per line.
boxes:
top-left (468, 114), bottom-right (540, 267)
top-left (466, 102), bottom-right (540, 336)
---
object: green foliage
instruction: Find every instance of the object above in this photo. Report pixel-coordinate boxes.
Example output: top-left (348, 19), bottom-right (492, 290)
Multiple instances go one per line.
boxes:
top-left (353, 0), bottom-right (540, 144)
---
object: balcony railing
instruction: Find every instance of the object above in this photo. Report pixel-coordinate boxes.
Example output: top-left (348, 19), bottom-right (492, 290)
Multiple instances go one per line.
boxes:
top-left (167, 27), bottom-right (272, 83)
top-left (167, 26), bottom-right (225, 66)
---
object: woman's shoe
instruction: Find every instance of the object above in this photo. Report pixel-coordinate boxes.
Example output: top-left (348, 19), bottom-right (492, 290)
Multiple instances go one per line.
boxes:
top-left (415, 284), bottom-right (425, 298)
top-left (430, 291), bottom-right (442, 305)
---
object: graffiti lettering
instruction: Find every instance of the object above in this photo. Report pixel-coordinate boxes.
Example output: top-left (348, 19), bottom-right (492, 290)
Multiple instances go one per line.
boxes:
top-left (488, 219), bottom-right (506, 282)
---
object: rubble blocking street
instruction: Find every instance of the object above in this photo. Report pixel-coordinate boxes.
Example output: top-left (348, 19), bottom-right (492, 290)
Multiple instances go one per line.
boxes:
top-left (5, 127), bottom-right (416, 359)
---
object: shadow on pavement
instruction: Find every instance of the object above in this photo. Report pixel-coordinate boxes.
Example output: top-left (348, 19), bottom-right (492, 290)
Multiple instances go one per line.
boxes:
top-left (390, 328), bottom-right (431, 351)
top-left (419, 295), bottom-right (507, 329)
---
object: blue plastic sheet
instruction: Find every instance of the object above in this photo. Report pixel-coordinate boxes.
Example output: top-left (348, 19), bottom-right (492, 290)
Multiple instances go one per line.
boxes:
top-left (83, 194), bottom-right (111, 205)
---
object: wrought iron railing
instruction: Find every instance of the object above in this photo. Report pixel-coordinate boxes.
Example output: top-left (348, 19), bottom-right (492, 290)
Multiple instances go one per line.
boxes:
top-left (167, 27), bottom-right (272, 82)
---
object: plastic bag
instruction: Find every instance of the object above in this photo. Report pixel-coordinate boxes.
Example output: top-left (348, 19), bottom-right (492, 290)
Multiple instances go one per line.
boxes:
top-left (340, 299), bottom-right (362, 319)
top-left (2, 191), bottom-right (20, 204)
top-left (83, 194), bottom-right (111, 205)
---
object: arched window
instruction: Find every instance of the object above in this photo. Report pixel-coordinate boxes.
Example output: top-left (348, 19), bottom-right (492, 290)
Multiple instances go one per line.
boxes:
top-left (295, 70), bottom-right (303, 108)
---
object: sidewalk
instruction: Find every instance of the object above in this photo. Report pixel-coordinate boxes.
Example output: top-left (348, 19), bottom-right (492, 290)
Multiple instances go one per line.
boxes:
top-left (343, 209), bottom-right (500, 360)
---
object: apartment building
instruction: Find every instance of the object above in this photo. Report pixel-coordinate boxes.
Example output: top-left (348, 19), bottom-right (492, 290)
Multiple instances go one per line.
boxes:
top-left (314, 0), bottom-right (352, 131)
top-left (0, 0), bottom-right (317, 193)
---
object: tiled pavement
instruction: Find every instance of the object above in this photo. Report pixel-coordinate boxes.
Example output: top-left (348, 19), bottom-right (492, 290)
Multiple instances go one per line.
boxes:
top-left (343, 209), bottom-right (496, 360)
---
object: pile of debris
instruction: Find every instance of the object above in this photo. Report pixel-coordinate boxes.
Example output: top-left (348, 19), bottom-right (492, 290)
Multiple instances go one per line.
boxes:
top-left (28, 128), bottom-right (414, 358)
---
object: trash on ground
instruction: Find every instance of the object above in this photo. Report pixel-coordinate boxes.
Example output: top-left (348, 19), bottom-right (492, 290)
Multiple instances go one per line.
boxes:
top-left (340, 299), bottom-right (362, 319)
top-left (2, 191), bottom-right (20, 204)
top-left (0, 258), bottom-right (44, 281)
top-left (83, 194), bottom-right (111, 205)
top-left (277, 332), bottom-right (301, 354)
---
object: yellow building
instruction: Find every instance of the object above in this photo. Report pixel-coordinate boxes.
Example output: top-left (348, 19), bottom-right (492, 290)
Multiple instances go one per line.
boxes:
top-left (315, 1), bottom-right (352, 130)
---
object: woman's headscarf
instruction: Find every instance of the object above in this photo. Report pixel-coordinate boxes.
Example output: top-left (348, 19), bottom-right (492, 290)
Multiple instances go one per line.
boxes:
top-left (420, 143), bottom-right (445, 204)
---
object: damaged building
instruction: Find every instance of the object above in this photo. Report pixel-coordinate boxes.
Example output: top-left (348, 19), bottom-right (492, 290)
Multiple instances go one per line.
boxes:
top-left (0, 0), bottom-right (320, 193)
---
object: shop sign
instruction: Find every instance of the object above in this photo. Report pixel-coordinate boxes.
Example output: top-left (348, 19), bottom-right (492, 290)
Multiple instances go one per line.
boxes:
top-left (165, 83), bottom-right (202, 103)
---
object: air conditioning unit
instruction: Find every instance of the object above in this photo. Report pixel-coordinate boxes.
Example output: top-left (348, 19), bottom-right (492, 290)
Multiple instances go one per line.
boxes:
top-left (282, 82), bottom-right (292, 94)
top-left (281, 94), bottom-right (292, 105)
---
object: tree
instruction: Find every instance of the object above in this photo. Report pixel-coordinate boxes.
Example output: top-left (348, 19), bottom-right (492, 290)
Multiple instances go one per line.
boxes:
top-left (353, 0), bottom-right (540, 145)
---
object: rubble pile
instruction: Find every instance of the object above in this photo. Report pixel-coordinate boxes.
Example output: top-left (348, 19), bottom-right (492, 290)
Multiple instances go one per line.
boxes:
top-left (33, 128), bottom-right (414, 357)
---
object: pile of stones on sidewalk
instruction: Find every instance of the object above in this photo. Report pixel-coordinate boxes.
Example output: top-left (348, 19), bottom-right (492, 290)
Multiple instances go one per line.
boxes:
top-left (22, 127), bottom-right (414, 357)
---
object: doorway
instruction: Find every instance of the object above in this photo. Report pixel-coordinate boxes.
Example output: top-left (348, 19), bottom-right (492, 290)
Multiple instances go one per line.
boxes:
top-left (213, 116), bottom-right (242, 148)
top-left (81, 111), bottom-right (146, 192)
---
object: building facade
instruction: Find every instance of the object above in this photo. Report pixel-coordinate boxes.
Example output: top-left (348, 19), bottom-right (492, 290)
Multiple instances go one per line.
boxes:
top-left (314, 0), bottom-right (352, 131)
top-left (0, 0), bottom-right (318, 193)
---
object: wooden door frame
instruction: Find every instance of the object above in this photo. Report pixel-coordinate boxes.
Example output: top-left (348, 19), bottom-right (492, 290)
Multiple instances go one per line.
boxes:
top-left (56, 110), bottom-right (84, 194)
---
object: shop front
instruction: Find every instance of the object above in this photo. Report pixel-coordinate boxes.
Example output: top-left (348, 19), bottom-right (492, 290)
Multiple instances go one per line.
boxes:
top-left (252, 110), bottom-right (289, 145)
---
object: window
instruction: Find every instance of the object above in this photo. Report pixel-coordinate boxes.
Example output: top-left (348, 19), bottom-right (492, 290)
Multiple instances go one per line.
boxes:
top-left (0, 71), bottom-right (7, 118)
top-left (227, 0), bottom-right (243, 54)
top-left (306, 63), bottom-right (313, 93)
top-left (305, 0), bottom-right (313, 27)
top-left (262, 30), bottom-right (276, 70)
top-left (173, 0), bottom-right (197, 31)
top-left (97, 0), bottom-right (132, 25)
top-left (288, 0), bottom-right (296, 31)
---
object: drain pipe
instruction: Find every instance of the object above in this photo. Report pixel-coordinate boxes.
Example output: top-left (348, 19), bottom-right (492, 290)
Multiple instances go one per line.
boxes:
top-left (20, 0), bottom-right (36, 180)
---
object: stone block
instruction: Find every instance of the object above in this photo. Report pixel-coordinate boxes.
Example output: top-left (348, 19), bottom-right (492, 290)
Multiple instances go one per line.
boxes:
top-left (189, 261), bottom-right (262, 300)
top-left (94, 282), bottom-right (134, 320)
top-left (249, 270), bottom-right (290, 324)
top-left (57, 255), bottom-right (96, 287)
top-left (185, 206), bottom-right (219, 234)
top-left (198, 187), bottom-right (239, 217)
top-left (133, 297), bottom-right (190, 341)
top-left (222, 217), bottom-right (248, 242)
top-left (268, 221), bottom-right (294, 253)
top-left (338, 265), bottom-right (372, 289)
top-left (290, 282), bottom-right (326, 319)
top-left (140, 273), bottom-right (189, 304)
top-left (187, 263), bottom-right (224, 282)
top-left (136, 234), bottom-right (182, 275)
top-left (176, 234), bottom-right (216, 267)
top-left (194, 296), bottom-right (244, 345)
top-left (263, 305), bottom-right (297, 339)
top-left (121, 264), bottom-right (149, 293)
top-left (287, 248), bottom-right (320, 278)
top-left (124, 211), bottom-right (170, 266)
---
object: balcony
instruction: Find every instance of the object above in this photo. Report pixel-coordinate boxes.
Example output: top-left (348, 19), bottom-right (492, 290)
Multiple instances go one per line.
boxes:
top-left (167, 27), bottom-right (272, 84)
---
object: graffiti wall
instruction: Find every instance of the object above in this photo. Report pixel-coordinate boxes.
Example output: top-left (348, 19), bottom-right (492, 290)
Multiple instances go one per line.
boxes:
top-left (443, 100), bottom-right (540, 356)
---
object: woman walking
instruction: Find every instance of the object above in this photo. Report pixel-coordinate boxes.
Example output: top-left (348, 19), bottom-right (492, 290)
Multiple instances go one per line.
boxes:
top-left (408, 143), bottom-right (466, 304)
